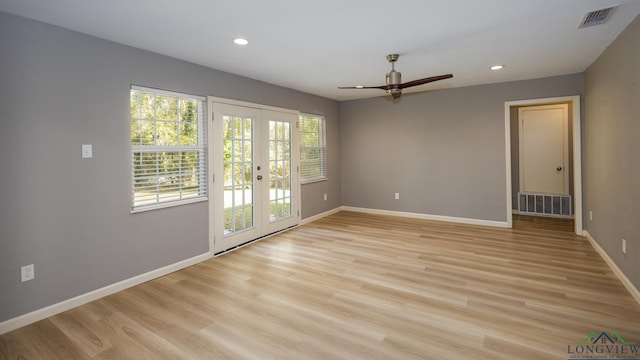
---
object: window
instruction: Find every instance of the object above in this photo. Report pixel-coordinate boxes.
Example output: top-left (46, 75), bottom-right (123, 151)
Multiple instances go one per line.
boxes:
top-left (130, 86), bottom-right (207, 211)
top-left (299, 114), bottom-right (326, 183)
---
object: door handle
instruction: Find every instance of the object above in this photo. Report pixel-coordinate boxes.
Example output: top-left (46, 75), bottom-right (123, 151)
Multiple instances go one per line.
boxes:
top-left (257, 175), bottom-right (263, 180)
top-left (556, 166), bottom-right (563, 172)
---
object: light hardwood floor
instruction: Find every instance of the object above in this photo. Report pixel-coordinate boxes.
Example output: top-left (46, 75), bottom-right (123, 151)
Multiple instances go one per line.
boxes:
top-left (1, 211), bottom-right (639, 359)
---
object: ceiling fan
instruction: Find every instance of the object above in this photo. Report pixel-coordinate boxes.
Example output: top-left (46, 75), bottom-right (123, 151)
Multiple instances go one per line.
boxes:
top-left (339, 54), bottom-right (453, 99)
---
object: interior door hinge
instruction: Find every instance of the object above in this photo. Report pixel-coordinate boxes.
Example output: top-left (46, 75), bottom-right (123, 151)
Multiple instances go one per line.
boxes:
top-left (296, 121), bottom-right (299, 129)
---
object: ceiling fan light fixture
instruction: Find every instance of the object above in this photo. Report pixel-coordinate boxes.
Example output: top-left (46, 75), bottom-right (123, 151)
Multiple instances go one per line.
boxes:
top-left (388, 89), bottom-right (402, 99)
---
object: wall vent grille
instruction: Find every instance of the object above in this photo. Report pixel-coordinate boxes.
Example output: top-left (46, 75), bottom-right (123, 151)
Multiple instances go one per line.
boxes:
top-left (578, 7), bottom-right (616, 28)
top-left (518, 192), bottom-right (572, 218)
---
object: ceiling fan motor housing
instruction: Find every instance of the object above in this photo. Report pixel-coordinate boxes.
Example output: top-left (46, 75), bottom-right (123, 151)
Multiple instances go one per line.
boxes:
top-left (386, 70), bottom-right (402, 98)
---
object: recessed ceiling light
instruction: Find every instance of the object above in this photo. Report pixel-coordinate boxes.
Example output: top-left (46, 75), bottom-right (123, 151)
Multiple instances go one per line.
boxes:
top-left (491, 65), bottom-right (505, 71)
top-left (233, 38), bottom-right (249, 46)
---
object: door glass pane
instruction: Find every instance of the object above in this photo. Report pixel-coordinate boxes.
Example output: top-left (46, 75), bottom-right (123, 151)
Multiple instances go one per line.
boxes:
top-left (223, 115), bottom-right (254, 234)
top-left (269, 120), bottom-right (292, 221)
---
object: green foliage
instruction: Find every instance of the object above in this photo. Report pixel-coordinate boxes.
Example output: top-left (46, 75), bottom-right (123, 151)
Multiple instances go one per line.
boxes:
top-left (223, 116), bottom-right (253, 188)
top-left (131, 89), bottom-right (203, 206)
top-left (270, 199), bottom-right (291, 220)
top-left (224, 205), bottom-right (253, 233)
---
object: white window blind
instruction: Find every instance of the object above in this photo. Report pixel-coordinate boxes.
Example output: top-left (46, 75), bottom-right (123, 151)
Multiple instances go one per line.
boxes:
top-left (130, 86), bottom-right (207, 211)
top-left (299, 114), bottom-right (327, 183)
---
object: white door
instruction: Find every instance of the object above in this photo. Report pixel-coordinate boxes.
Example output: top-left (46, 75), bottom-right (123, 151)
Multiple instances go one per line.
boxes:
top-left (211, 101), bottom-right (299, 254)
top-left (261, 110), bottom-right (299, 235)
top-left (519, 104), bottom-right (569, 195)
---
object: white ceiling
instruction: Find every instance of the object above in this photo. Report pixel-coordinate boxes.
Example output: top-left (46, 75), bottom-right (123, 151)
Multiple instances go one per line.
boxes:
top-left (1, 0), bottom-right (639, 101)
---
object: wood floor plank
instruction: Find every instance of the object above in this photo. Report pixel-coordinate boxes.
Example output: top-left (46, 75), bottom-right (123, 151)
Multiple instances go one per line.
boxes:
top-left (1, 211), bottom-right (639, 359)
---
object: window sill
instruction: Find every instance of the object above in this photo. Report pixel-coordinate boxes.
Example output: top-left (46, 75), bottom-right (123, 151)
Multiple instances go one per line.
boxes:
top-left (301, 177), bottom-right (328, 185)
top-left (130, 197), bottom-right (208, 214)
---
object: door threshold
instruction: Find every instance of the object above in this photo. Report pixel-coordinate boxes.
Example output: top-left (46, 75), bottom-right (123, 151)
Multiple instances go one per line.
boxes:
top-left (214, 225), bottom-right (298, 257)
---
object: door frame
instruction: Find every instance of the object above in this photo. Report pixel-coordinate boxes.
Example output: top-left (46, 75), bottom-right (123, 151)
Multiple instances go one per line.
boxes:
top-left (208, 96), bottom-right (301, 255)
top-left (504, 95), bottom-right (583, 235)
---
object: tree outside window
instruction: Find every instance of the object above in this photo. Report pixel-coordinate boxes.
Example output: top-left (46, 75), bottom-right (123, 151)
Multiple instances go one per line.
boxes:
top-left (130, 87), bottom-right (207, 210)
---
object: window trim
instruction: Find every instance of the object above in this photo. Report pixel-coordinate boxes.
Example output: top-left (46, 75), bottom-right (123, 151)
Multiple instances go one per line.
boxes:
top-left (299, 113), bottom-right (327, 184)
top-left (130, 85), bottom-right (208, 212)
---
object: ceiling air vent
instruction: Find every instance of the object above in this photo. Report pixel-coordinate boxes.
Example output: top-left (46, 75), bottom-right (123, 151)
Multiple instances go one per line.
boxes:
top-left (578, 6), bottom-right (617, 28)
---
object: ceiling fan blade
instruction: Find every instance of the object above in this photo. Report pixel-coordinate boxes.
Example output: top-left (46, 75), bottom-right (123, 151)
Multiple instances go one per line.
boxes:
top-left (337, 85), bottom-right (387, 90)
top-left (399, 74), bottom-right (453, 89)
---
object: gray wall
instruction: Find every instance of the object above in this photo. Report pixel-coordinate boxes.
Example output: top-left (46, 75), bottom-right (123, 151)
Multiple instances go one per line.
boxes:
top-left (584, 14), bottom-right (640, 291)
top-left (340, 74), bottom-right (583, 222)
top-left (0, 12), bottom-right (340, 322)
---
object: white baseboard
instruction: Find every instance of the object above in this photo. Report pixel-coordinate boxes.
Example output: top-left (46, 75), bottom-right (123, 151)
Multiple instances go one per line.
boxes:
top-left (1, 206), bottom-right (343, 335)
top-left (300, 206), bottom-right (342, 225)
top-left (341, 206), bottom-right (509, 228)
top-left (584, 230), bottom-right (640, 305)
top-left (12, 211), bottom-right (619, 335)
top-left (0, 252), bottom-right (211, 335)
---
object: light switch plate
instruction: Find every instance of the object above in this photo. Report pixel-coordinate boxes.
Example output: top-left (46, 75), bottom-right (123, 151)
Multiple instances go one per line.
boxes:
top-left (82, 144), bottom-right (93, 158)
top-left (21, 264), bottom-right (34, 282)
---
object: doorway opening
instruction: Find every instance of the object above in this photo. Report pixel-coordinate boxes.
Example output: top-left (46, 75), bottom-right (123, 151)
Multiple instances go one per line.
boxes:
top-left (504, 96), bottom-right (582, 235)
top-left (512, 213), bottom-right (575, 234)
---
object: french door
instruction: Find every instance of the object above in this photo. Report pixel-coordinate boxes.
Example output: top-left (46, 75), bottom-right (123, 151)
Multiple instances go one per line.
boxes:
top-left (210, 99), bottom-right (299, 254)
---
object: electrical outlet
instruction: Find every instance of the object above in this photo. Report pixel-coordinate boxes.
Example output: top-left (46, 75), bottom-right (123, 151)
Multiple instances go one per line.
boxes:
top-left (323, 193), bottom-right (327, 201)
top-left (589, 210), bottom-right (593, 221)
top-left (394, 193), bottom-right (400, 200)
top-left (622, 239), bottom-right (626, 254)
top-left (21, 264), bottom-right (34, 282)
